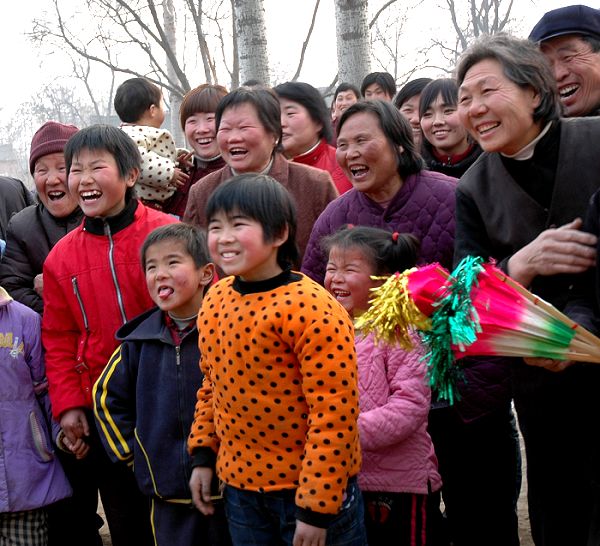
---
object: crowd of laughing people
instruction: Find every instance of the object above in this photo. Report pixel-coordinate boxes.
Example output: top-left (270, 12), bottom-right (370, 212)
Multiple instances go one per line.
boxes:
top-left (1, 5), bottom-right (600, 546)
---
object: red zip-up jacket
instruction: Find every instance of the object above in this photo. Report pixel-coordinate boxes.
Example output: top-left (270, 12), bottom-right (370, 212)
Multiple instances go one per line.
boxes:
top-left (42, 200), bottom-right (176, 418)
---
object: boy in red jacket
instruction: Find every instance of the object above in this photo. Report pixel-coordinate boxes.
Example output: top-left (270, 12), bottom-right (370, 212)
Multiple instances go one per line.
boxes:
top-left (42, 125), bottom-right (176, 546)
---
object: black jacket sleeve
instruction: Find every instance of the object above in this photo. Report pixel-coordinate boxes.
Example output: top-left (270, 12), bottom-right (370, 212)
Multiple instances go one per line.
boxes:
top-left (564, 191), bottom-right (600, 335)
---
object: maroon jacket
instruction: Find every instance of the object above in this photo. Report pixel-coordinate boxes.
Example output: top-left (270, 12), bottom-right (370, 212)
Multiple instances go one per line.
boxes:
top-left (184, 153), bottom-right (338, 265)
top-left (163, 156), bottom-right (226, 217)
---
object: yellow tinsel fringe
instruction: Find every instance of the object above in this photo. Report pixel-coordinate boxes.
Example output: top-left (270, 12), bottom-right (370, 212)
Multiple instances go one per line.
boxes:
top-left (354, 269), bottom-right (432, 349)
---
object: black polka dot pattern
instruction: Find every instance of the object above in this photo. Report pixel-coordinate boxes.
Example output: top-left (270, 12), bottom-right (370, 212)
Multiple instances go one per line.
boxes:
top-left (188, 274), bottom-right (361, 515)
top-left (121, 125), bottom-right (181, 204)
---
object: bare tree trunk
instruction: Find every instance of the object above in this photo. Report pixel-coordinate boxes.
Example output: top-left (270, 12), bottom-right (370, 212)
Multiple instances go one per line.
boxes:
top-left (334, 0), bottom-right (371, 89)
top-left (163, 0), bottom-right (184, 146)
top-left (232, 0), bottom-right (270, 86)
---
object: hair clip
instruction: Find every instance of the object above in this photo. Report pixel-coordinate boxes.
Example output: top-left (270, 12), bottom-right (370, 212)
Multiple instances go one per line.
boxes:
top-left (392, 232), bottom-right (399, 242)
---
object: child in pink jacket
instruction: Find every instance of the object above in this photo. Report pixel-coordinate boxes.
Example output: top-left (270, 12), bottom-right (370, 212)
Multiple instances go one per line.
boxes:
top-left (324, 226), bottom-right (442, 546)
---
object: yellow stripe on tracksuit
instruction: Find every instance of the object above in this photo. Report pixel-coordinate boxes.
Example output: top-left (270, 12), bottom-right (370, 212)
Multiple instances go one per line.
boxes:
top-left (92, 345), bottom-right (131, 461)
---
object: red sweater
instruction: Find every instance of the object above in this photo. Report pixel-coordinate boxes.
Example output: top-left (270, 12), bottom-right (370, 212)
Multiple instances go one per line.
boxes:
top-left (292, 139), bottom-right (353, 195)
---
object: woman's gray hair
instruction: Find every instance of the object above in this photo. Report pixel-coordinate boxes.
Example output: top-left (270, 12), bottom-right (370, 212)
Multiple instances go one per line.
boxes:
top-left (456, 33), bottom-right (561, 123)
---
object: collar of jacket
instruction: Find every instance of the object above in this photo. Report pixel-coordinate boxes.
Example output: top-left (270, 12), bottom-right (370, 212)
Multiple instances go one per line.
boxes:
top-left (83, 198), bottom-right (138, 235)
top-left (40, 203), bottom-right (84, 226)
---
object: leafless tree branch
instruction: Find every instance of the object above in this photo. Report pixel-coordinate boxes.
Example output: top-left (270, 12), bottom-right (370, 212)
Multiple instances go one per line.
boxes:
top-left (292, 0), bottom-right (320, 81)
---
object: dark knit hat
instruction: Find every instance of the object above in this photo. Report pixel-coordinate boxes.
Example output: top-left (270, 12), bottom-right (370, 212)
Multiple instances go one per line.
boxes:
top-left (29, 121), bottom-right (79, 174)
top-left (529, 5), bottom-right (600, 43)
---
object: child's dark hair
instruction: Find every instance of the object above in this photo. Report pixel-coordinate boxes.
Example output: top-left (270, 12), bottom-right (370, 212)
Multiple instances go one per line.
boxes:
top-left (205, 174), bottom-right (298, 269)
top-left (322, 225), bottom-right (419, 275)
top-left (114, 77), bottom-right (163, 123)
top-left (141, 223), bottom-right (211, 270)
top-left (64, 125), bottom-right (141, 180)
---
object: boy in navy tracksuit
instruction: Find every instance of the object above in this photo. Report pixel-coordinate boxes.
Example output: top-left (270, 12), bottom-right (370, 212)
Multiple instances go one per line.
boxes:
top-left (93, 223), bottom-right (230, 546)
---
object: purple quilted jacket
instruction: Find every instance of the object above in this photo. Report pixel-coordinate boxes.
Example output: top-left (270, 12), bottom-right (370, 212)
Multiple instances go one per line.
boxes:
top-left (301, 170), bottom-right (457, 284)
top-left (0, 288), bottom-right (71, 512)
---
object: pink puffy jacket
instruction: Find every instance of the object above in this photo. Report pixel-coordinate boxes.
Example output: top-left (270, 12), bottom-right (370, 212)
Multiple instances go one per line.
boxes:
top-left (356, 332), bottom-right (442, 494)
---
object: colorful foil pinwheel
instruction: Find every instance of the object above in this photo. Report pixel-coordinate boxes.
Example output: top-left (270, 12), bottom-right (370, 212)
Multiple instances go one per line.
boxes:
top-left (355, 256), bottom-right (600, 403)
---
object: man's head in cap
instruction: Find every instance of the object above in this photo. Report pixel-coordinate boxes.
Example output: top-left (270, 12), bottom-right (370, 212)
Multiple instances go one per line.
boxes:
top-left (530, 4), bottom-right (600, 117)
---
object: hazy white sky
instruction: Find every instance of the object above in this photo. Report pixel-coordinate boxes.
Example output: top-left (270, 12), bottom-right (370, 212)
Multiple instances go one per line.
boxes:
top-left (0, 0), bottom-right (585, 123)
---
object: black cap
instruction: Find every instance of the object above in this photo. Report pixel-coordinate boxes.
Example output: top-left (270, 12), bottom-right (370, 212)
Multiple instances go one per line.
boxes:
top-left (529, 5), bottom-right (600, 43)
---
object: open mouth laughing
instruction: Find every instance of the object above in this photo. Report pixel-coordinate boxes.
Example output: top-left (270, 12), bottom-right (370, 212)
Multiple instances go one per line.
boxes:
top-left (48, 190), bottom-right (67, 201)
top-left (80, 190), bottom-right (102, 202)
top-left (348, 164), bottom-right (369, 179)
top-left (558, 84), bottom-right (579, 100)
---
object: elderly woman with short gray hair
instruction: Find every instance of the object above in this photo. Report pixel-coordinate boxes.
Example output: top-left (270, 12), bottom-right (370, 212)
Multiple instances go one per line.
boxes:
top-left (455, 33), bottom-right (600, 545)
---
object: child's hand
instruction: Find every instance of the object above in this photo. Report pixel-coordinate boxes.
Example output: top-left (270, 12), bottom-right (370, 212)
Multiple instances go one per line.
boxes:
top-left (172, 167), bottom-right (190, 188)
top-left (61, 435), bottom-right (91, 459)
top-left (177, 150), bottom-right (194, 170)
top-left (189, 466), bottom-right (215, 515)
top-left (60, 408), bottom-right (90, 445)
top-left (293, 521), bottom-right (326, 546)
top-left (34, 273), bottom-right (44, 296)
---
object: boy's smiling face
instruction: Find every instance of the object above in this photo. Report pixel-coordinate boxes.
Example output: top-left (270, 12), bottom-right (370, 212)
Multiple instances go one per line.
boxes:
top-left (145, 239), bottom-right (213, 318)
top-left (68, 148), bottom-right (138, 218)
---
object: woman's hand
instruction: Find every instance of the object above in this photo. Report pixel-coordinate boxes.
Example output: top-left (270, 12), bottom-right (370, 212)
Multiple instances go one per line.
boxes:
top-left (523, 357), bottom-right (574, 372)
top-left (33, 274), bottom-right (44, 296)
top-left (508, 218), bottom-right (596, 287)
top-left (171, 167), bottom-right (190, 188)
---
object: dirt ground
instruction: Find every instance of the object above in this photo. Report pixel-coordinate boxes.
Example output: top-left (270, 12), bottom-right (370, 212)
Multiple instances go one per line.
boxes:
top-left (98, 433), bottom-right (535, 545)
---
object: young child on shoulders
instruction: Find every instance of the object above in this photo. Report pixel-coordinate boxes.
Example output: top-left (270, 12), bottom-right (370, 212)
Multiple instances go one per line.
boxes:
top-left (93, 223), bottom-right (231, 546)
top-left (188, 174), bottom-right (366, 546)
top-left (0, 286), bottom-right (72, 546)
top-left (114, 77), bottom-right (188, 210)
top-left (323, 225), bottom-right (442, 546)
top-left (42, 124), bottom-right (176, 546)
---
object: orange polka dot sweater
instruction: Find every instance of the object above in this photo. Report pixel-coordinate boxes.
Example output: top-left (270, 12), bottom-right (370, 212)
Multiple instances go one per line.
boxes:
top-left (188, 270), bottom-right (361, 526)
